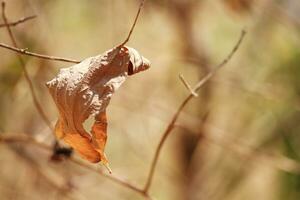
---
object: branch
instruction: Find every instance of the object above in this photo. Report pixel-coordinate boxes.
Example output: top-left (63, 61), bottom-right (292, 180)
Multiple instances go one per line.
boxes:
top-left (119, 0), bottom-right (146, 46)
top-left (0, 1), bottom-right (147, 62)
top-left (0, 133), bottom-right (153, 200)
top-left (0, 14), bottom-right (36, 28)
top-left (193, 30), bottom-right (247, 93)
top-left (0, 42), bottom-right (80, 63)
top-left (70, 158), bottom-right (145, 195)
top-left (1, 1), bottom-right (54, 131)
top-left (143, 30), bottom-right (247, 193)
top-left (179, 74), bottom-right (198, 97)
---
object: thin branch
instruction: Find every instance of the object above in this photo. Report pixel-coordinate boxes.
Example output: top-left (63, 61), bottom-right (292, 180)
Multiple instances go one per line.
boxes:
top-left (143, 30), bottom-right (247, 193)
top-left (0, 42), bottom-right (80, 63)
top-left (2, 125), bottom-right (300, 199)
top-left (70, 159), bottom-right (151, 199)
top-left (179, 74), bottom-right (198, 97)
top-left (70, 158), bottom-right (144, 194)
top-left (1, 1), bottom-right (53, 131)
top-left (0, 1), bottom-right (147, 62)
top-left (119, 0), bottom-right (146, 46)
top-left (193, 30), bottom-right (247, 93)
top-left (0, 14), bottom-right (36, 28)
top-left (0, 133), bottom-right (153, 200)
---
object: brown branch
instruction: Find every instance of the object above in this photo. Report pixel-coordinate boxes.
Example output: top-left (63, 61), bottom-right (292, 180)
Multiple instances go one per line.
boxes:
top-left (0, 15), bottom-right (36, 28)
top-left (70, 158), bottom-right (147, 196)
top-left (143, 30), bottom-right (247, 193)
top-left (119, 0), bottom-right (146, 46)
top-left (0, 42), bottom-right (80, 63)
top-left (0, 133), bottom-right (152, 200)
top-left (71, 160), bottom-right (151, 199)
top-left (179, 74), bottom-right (198, 97)
top-left (0, 1), bottom-right (147, 62)
top-left (192, 30), bottom-right (247, 93)
top-left (1, 1), bottom-right (54, 131)
top-left (8, 145), bottom-right (71, 192)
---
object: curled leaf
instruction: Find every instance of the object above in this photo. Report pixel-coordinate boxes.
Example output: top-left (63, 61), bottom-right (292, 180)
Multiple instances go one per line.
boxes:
top-left (46, 46), bottom-right (150, 165)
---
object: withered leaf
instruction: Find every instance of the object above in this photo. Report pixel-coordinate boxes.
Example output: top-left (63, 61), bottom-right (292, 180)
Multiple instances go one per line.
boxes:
top-left (46, 46), bottom-right (150, 165)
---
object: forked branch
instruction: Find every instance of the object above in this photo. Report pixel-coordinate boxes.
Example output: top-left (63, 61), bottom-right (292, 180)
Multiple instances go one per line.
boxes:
top-left (0, 14), bottom-right (36, 28)
top-left (0, 0), bottom-right (150, 198)
top-left (0, 1), bottom-right (147, 62)
top-left (0, 1), bottom-right (249, 198)
top-left (179, 74), bottom-right (198, 97)
top-left (143, 30), bottom-right (247, 193)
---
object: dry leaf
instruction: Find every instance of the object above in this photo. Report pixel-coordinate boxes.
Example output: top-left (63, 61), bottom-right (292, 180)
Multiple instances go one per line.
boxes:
top-left (46, 46), bottom-right (150, 165)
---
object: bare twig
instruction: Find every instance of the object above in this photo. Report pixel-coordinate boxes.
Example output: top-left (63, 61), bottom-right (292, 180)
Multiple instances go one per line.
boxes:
top-left (119, 0), bottom-right (146, 46)
top-left (0, 1), bottom-right (147, 62)
top-left (71, 158), bottom-right (152, 199)
top-left (0, 133), bottom-right (153, 200)
top-left (143, 30), bottom-right (247, 193)
top-left (1, 1), bottom-right (54, 131)
top-left (179, 74), bottom-right (198, 97)
top-left (70, 158), bottom-right (145, 195)
top-left (192, 30), bottom-right (247, 93)
top-left (0, 15), bottom-right (36, 28)
top-left (0, 42), bottom-right (80, 63)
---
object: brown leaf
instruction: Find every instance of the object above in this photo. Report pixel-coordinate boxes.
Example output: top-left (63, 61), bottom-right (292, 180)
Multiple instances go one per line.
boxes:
top-left (46, 46), bottom-right (150, 165)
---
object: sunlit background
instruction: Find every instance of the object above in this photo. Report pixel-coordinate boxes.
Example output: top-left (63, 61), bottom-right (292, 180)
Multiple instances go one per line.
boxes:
top-left (1, 0), bottom-right (300, 199)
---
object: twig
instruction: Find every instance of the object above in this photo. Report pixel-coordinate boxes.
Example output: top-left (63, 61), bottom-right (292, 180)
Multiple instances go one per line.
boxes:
top-left (0, 15), bottom-right (36, 28)
top-left (71, 159), bottom-right (152, 199)
top-left (179, 74), bottom-right (198, 97)
top-left (0, 42), bottom-right (80, 63)
top-left (70, 158), bottom-right (145, 195)
top-left (0, 1), bottom-right (147, 62)
top-left (143, 30), bottom-right (247, 193)
top-left (1, 1), bottom-right (54, 131)
top-left (119, 0), bottom-right (146, 46)
top-left (192, 30), bottom-right (247, 93)
top-left (0, 133), bottom-right (153, 200)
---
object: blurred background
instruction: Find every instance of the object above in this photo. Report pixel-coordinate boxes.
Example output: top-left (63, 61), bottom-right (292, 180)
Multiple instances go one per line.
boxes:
top-left (1, 0), bottom-right (300, 199)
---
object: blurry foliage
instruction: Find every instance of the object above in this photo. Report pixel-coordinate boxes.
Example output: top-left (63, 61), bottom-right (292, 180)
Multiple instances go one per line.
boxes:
top-left (0, 60), bottom-right (22, 130)
top-left (224, 0), bottom-right (253, 14)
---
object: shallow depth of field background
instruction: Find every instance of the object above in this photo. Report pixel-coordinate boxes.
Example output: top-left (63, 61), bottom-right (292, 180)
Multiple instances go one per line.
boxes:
top-left (1, 0), bottom-right (300, 200)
